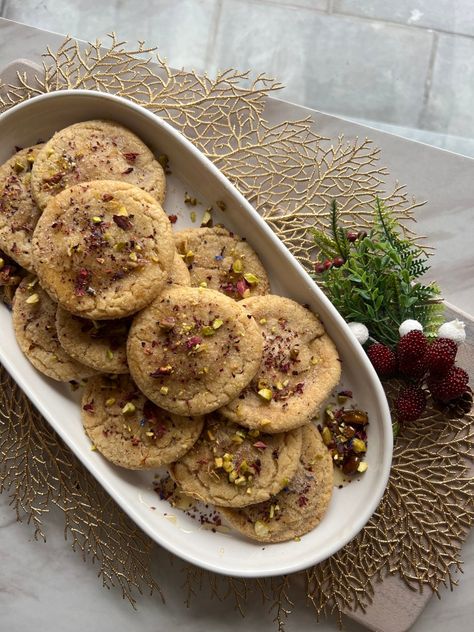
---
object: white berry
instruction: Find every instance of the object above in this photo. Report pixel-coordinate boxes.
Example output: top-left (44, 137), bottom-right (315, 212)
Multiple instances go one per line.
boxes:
top-left (347, 322), bottom-right (369, 345)
top-left (399, 319), bottom-right (423, 337)
top-left (438, 319), bottom-right (466, 344)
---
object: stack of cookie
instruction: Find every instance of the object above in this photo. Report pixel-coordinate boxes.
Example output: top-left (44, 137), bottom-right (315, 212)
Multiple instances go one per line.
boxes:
top-left (0, 120), bottom-right (341, 543)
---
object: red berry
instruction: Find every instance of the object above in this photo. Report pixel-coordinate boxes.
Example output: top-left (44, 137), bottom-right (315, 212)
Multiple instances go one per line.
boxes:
top-left (333, 256), bottom-right (345, 267)
top-left (323, 259), bottom-right (332, 270)
top-left (395, 386), bottom-right (427, 422)
top-left (314, 261), bottom-right (325, 273)
top-left (428, 366), bottom-right (469, 403)
top-left (347, 231), bottom-right (358, 242)
top-left (425, 338), bottom-right (457, 377)
top-left (366, 343), bottom-right (397, 379)
top-left (397, 330), bottom-right (428, 379)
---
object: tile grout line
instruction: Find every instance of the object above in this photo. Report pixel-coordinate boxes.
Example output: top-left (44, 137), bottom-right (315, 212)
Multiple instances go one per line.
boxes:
top-left (418, 31), bottom-right (439, 130)
top-left (204, 0), bottom-right (223, 73)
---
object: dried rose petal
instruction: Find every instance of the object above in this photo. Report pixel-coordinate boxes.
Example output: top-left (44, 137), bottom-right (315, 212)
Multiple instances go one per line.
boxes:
top-left (123, 152), bottom-right (139, 163)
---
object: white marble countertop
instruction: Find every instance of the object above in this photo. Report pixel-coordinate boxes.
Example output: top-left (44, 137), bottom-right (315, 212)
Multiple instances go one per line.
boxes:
top-left (0, 17), bottom-right (473, 632)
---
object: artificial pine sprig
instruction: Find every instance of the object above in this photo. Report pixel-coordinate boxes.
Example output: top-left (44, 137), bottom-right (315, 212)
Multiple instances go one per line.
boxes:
top-left (311, 198), bottom-right (443, 346)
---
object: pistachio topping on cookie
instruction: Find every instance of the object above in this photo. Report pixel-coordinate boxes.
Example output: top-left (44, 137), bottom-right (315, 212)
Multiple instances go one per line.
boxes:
top-left (32, 181), bottom-right (175, 319)
top-left (127, 286), bottom-right (263, 416)
top-left (219, 425), bottom-right (334, 542)
top-left (169, 414), bottom-right (303, 507)
top-left (174, 226), bottom-right (270, 300)
top-left (81, 374), bottom-right (204, 470)
top-left (221, 295), bottom-right (341, 433)
top-left (0, 144), bottom-right (43, 272)
top-left (31, 120), bottom-right (166, 210)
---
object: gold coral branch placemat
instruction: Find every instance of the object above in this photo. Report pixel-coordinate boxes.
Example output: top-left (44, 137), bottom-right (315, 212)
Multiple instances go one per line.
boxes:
top-left (0, 35), bottom-right (473, 630)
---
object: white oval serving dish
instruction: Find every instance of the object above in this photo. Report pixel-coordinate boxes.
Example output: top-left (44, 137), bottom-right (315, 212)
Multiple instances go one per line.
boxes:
top-left (0, 90), bottom-right (392, 577)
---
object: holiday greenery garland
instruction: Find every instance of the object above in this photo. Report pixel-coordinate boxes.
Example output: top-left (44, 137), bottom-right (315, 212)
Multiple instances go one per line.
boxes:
top-left (311, 198), bottom-right (444, 346)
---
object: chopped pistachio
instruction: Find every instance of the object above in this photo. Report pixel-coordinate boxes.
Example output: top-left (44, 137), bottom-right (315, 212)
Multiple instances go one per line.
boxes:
top-left (322, 427), bottom-right (332, 446)
top-left (352, 438), bottom-right (366, 453)
top-left (105, 397), bottom-right (116, 407)
top-left (232, 259), bottom-right (243, 273)
top-left (25, 293), bottom-right (40, 305)
top-left (234, 475), bottom-right (246, 485)
top-left (184, 192), bottom-right (197, 206)
top-left (248, 429), bottom-right (260, 438)
top-left (269, 504), bottom-right (275, 519)
top-left (184, 250), bottom-right (194, 264)
top-left (259, 318), bottom-right (267, 325)
top-left (117, 206), bottom-right (128, 216)
top-left (114, 242), bottom-right (126, 252)
top-left (201, 208), bottom-right (212, 226)
top-left (212, 318), bottom-right (223, 330)
top-left (254, 520), bottom-right (269, 538)
top-left (91, 216), bottom-right (102, 224)
top-left (190, 211), bottom-right (197, 223)
top-left (201, 326), bottom-right (214, 337)
top-left (145, 431), bottom-right (155, 437)
top-left (13, 160), bottom-right (25, 173)
top-left (214, 457), bottom-right (223, 468)
top-left (232, 433), bottom-right (244, 444)
top-left (222, 460), bottom-right (233, 473)
top-left (135, 244), bottom-right (142, 252)
top-left (243, 272), bottom-right (259, 285)
top-left (129, 251), bottom-right (138, 262)
top-left (280, 478), bottom-right (289, 487)
top-left (122, 402), bottom-right (136, 415)
top-left (90, 444), bottom-right (97, 451)
top-left (275, 381), bottom-right (284, 391)
top-left (199, 281), bottom-right (208, 288)
top-left (259, 418), bottom-right (271, 426)
top-left (160, 386), bottom-right (169, 395)
top-left (310, 356), bottom-right (320, 365)
top-left (257, 387), bottom-right (273, 402)
top-left (282, 379), bottom-right (290, 387)
top-left (228, 470), bottom-right (238, 483)
top-left (357, 461), bottom-right (368, 473)
top-left (246, 487), bottom-right (253, 495)
top-left (242, 288), bottom-right (251, 298)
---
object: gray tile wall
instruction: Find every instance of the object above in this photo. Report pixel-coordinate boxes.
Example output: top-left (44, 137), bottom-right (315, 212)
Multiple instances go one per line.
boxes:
top-left (2, 0), bottom-right (474, 143)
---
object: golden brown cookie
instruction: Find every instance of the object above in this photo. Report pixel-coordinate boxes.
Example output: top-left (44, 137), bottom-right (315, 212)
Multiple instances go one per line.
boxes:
top-left (56, 308), bottom-right (130, 374)
top-left (221, 295), bottom-right (341, 433)
top-left (12, 276), bottom-right (96, 381)
top-left (169, 414), bottom-right (302, 507)
top-left (0, 144), bottom-right (43, 271)
top-left (167, 251), bottom-right (191, 287)
top-left (32, 180), bottom-right (175, 320)
top-left (174, 226), bottom-right (270, 299)
top-left (31, 120), bottom-right (166, 209)
top-left (219, 425), bottom-right (333, 542)
top-left (127, 286), bottom-right (263, 416)
top-left (81, 374), bottom-right (204, 469)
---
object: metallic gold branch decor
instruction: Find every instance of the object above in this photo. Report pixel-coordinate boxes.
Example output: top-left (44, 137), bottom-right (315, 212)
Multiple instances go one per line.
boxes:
top-left (0, 34), bottom-right (473, 627)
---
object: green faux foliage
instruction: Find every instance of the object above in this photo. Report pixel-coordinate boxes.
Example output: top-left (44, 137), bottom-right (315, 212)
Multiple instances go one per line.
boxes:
top-left (311, 199), bottom-right (444, 347)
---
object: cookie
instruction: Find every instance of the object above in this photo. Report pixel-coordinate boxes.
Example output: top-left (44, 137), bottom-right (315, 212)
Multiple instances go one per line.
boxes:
top-left (220, 296), bottom-right (341, 433)
top-left (169, 414), bottom-right (303, 507)
top-left (0, 145), bottom-right (43, 271)
top-left (219, 425), bottom-right (333, 542)
top-left (127, 286), bottom-right (263, 416)
top-left (81, 374), bottom-right (204, 469)
top-left (32, 180), bottom-right (175, 320)
top-left (56, 308), bottom-right (131, 374)
top-left (174, 226), bottom-right (270, 299)
top-left (31, 120), bottom-right (166, 210)
top-left (12, 276), bottom-right (96, 381)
